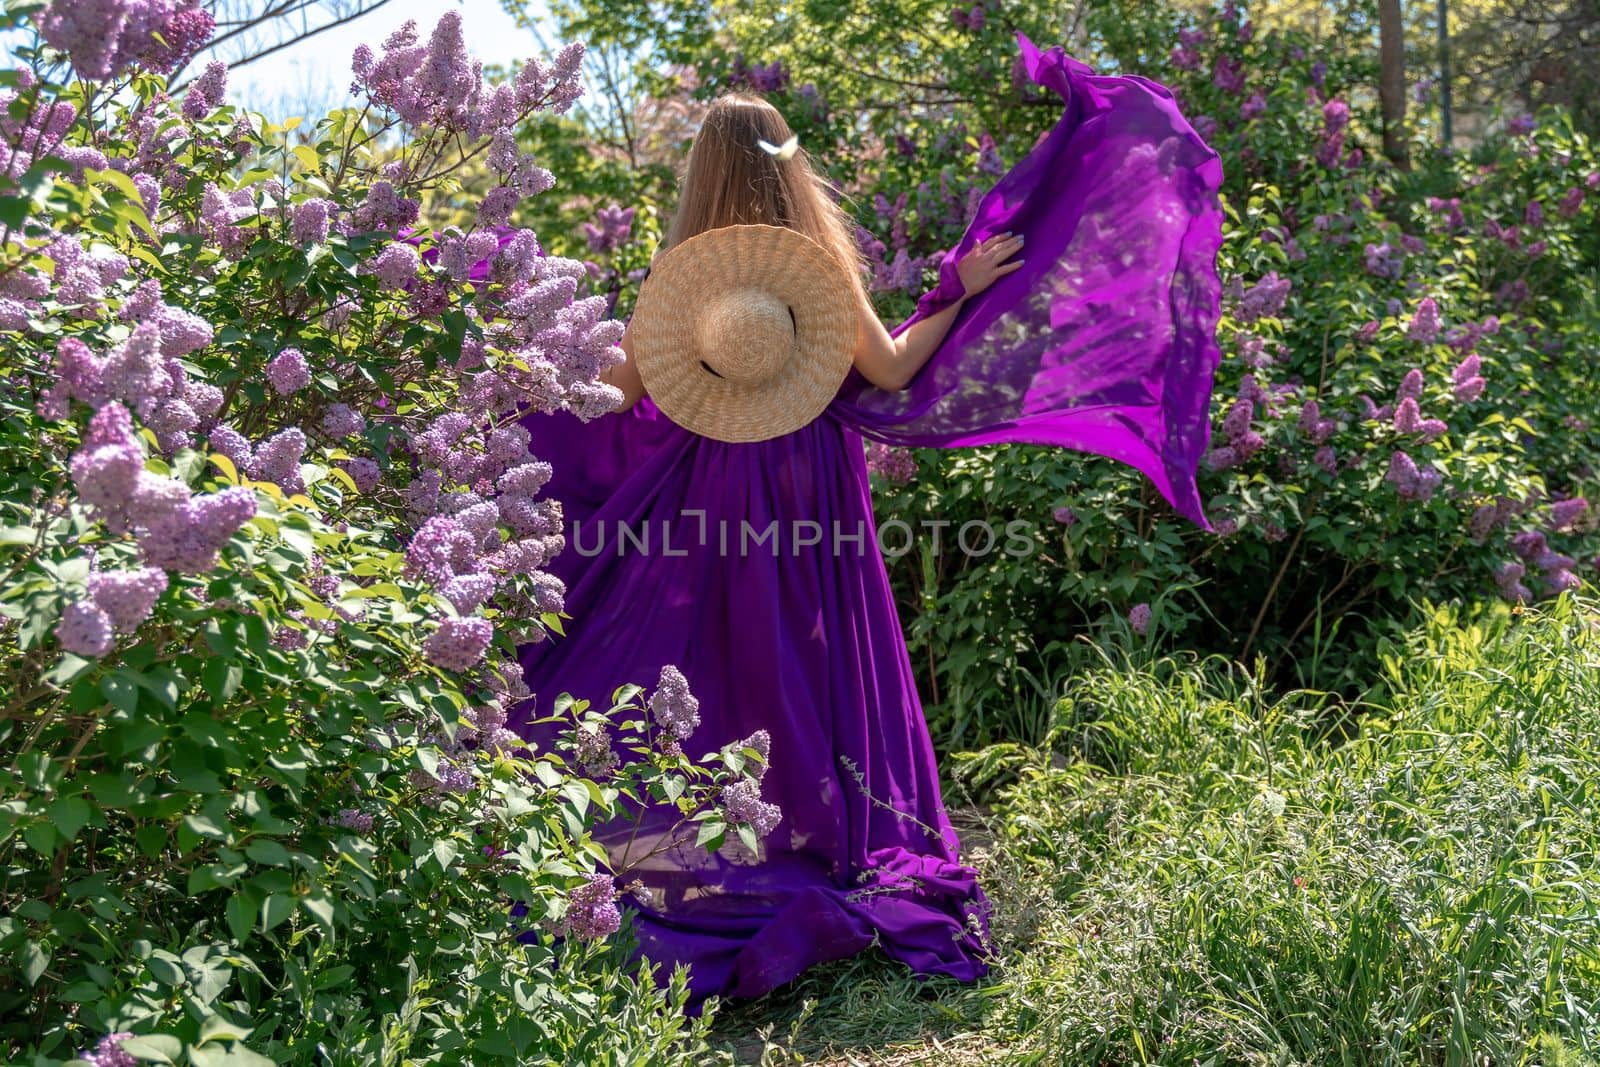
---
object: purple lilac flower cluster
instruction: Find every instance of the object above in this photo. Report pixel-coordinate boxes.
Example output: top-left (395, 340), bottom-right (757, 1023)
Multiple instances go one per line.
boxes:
top-left (78, 1031), bottom-right (137, 1067)
top-left (1170, 28), bottom-right (1207, 71)
top-left (573, 722), bottom-right (619, 777)
top-left (1204, 376), bottom-right (1268, 472)
top-left (457, 700), bottom-right (521, 755)
top-left (865, 442), bottom-right (917, 484)
top-left (351, 14), bottom-right (582, 136)
top-left (1550, 497), bottom-right (1588, 532)
top-left (38, 285), bottom-right (216, 447)
top-left (582, 204), bottom-right (635, 254)
top-left (399, 424), bottom-right (569, 666)
top-left (1212, 54), bottom-right (1246, 94)
top-left (1236, 271), bottom-right (1291, 324)
top-left (950, 0), bottom-right (990, 31)
top-left (719, 728), bottom-right (781, 840)
top-left (1386, 365), bottom-right (1447, 444)
top-left (423, 616), bottom-right (495, 671)
top-left (1425, 195), bottom-right (1466, 232)
top-left (181, 61), bottom-right (227, 120)
top-left (729, 55), bottom-right (788, 94)
top-left (1316, 98), bottom-right (1349, 168)
top-left (406, 665), bottom-right (532, 798)
top-left (266, 347), bottom-right (311, 395)
top-left (85, 567), bottom-right (168, 631)
top-left (727, 729), bottom-right (772, 774)
top-left (1296, 399), bottom-right (1340, 473)
top-left (562, 872), bottom-right (622, 940)
top-left (1494, 560), bottom-right (1534, 602)
top-left (37, 0), bottom-right (214, 81)
top-left (1467, 495), bottom-right (1523, 542)
top-left (720, 778), bottom-right (782, 839)
top-left (1384, 450), bottom-right (1441, 502)
top-left (1451, 353), bottom-right (1486, 404)
top-left (66, 401), bottom-right (257, 580)
top-left (1363, 241), bottom-right (1404, 280)
top-left (335, 808), bottom-right (375, 834)
top-left (1502, 528), bottom-right (1582, 600)
top-left (856, 191), bottom-right (932, 296)
top-left (0, 70), bottom-right (93, 183)
top-left (648, 664), bottom-right (700, 753)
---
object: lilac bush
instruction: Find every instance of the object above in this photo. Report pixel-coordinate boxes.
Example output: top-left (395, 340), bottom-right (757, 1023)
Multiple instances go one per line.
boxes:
top-left (0, 7), bottom-right (770, 1062)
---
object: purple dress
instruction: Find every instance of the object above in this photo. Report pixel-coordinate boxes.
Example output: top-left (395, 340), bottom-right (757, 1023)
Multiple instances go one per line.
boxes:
top-left (511, 32), bottom-right (1223, 1010)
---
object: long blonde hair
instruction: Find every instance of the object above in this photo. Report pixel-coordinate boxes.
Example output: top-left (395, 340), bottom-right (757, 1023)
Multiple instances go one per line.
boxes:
top-left (661, 92), bottom-right (868, 307)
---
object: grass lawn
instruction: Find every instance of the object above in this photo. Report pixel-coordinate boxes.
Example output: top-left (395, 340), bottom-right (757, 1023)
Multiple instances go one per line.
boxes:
top-left (702, 595), bottom-right (1600, 1065)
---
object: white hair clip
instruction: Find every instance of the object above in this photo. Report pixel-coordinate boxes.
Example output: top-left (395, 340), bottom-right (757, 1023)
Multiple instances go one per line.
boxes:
top-left (756, 134), bottom-right (800, 160)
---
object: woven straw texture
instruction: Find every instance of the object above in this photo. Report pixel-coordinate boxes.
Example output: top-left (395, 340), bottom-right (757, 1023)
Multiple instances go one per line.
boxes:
top-left (631, 224), bottom-right (858, 443)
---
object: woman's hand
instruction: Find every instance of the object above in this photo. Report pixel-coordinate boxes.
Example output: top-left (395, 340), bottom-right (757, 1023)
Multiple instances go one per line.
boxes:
top-left (956, 231), bottom-right (1025, 297)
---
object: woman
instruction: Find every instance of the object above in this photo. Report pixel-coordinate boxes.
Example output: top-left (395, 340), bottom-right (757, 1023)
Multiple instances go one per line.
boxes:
top-left (514, 32), bottom-right (1224, 1010)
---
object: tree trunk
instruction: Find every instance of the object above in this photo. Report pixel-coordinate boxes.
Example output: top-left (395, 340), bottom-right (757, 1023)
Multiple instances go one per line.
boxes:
top-left (1379, 0), bottom-right (1411, 166)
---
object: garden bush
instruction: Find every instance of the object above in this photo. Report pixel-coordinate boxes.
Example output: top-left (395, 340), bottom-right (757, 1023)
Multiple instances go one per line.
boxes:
top-left (0, 6), bottom-right (783, 1063)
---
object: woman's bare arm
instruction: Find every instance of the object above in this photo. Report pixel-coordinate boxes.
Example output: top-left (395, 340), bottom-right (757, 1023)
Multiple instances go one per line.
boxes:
top-left (602, 321), bottom-right (647, 412)
top-left (606, 230), bottom-right (1022, 407)
top-left (851, 231), bottom-right (1024, 392)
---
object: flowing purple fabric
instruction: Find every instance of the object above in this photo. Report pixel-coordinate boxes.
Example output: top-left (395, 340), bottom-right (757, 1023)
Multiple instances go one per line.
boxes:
top-left (830, 33), bottom-right (1224, 528)
top-left (509, 32), bottom-right (1222, 1012)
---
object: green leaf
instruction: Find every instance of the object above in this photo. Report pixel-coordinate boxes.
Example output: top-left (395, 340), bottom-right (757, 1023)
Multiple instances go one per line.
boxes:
top-left (694, 819), bottom-right (725, 848)
top-left (134, 669), bottom-right (181, 710)
top-left (244, 839), bottom-right (291, 866)
top-left (145, 951), bottom-right (184, 986)
top-left (0, 194), bottom-right (26, 229)
top-left (45, 653), bottom-right (94, 686)
top-left (184, 813), bottom-right (229, 840)
top-left (19, 940), bottom-right (49, 986)
top-left (49, 795), bottom-right (91, 842)
top-left (313, 964), bottom-right (355, 990)
top-left (119, 1034), bottom-right (185, 1063)
top-left (190, 1043), bottom-right (276, 1067)
top-left (197, 1014), bottom-right (253, 1045)
top-left (300, 892), bottom-right (335, 934)
top-left (136, 824), bottom-right (168, 858)
top-left (23, 820), bottom-right (57, 856)
top-left (101, 673), bottom-right (140, 714)
top-left (261, 893), bottom-right (294, 932)
top-left (226, 890), bottom-right (255, 943)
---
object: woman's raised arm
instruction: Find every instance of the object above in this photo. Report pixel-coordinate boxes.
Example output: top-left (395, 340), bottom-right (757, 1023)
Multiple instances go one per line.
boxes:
top-left (850, 231), bottom-right (1024, 392)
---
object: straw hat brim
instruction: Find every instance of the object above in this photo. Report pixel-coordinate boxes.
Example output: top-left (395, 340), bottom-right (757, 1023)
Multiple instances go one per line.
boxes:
top-left (631, 224), bottom-right (859, 443)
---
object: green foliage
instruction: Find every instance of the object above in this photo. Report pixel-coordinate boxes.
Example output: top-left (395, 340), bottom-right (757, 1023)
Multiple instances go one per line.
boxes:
top-left (715, 595), bottom-right (1600, 1063)
top-left (973, 592), bottom-right (1600, 1061)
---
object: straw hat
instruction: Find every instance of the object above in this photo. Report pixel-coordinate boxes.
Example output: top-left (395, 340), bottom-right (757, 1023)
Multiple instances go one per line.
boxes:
top-left (630, 224), bottom-right (859, 443)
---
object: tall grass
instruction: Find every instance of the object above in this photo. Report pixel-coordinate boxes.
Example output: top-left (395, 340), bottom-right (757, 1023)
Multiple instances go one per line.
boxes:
top-left (712, 594), bottom-right (1600, 1065)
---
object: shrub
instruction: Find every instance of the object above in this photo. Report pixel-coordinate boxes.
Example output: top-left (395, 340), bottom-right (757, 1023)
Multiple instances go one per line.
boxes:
top-left (0, 7), bottom-right (780, 1063)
